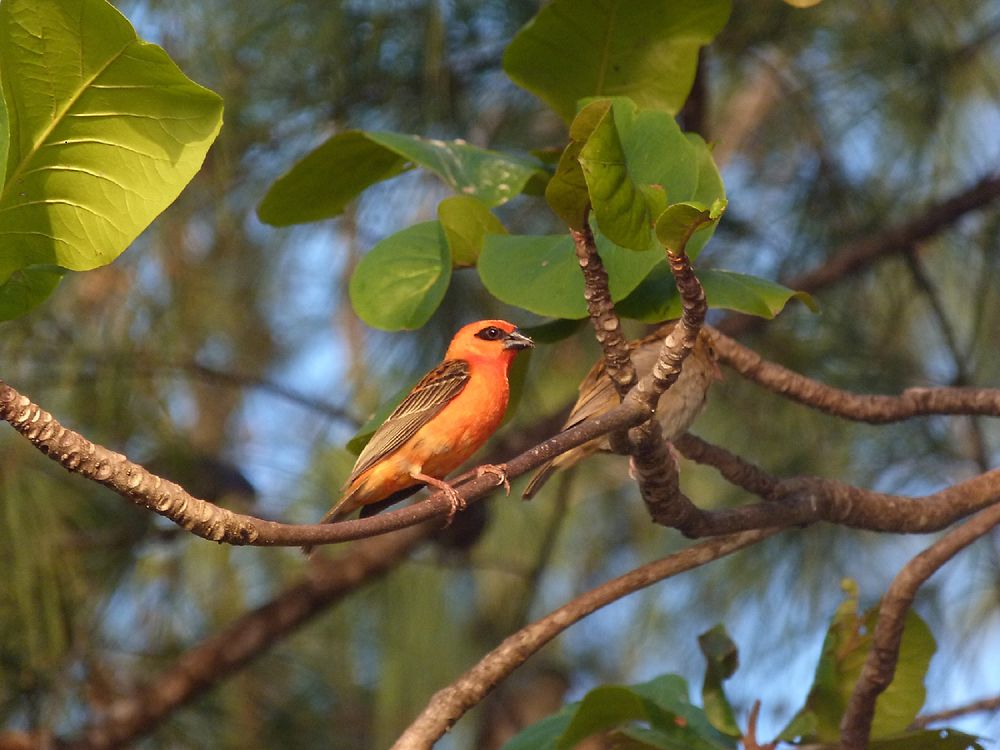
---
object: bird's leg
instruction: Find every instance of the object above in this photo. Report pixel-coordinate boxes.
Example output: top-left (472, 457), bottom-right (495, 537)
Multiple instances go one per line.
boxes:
top-left (411, 472), bottom-right (465, 524)
top-left (475, 463), bottom-right (510, 495)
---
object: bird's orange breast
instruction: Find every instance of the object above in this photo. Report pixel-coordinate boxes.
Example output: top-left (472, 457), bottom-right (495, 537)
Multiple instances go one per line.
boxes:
top-left (346, 359), bottom-right (511, 505)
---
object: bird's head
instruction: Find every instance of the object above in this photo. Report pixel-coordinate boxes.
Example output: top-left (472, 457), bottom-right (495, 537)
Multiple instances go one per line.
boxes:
top-left (446, 320), bottom-right (534, 366)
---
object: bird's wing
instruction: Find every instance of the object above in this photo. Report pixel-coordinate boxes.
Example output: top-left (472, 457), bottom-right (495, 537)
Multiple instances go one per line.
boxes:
top-left (346, 359), bottom-right (471, 485)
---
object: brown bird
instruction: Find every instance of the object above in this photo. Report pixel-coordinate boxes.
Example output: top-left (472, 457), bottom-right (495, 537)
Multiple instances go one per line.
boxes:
top-left (522, 322), bottom-right (720, 499)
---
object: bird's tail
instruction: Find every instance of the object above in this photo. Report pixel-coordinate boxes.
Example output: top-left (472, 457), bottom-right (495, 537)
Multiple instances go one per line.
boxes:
top-left (301, 492), bottom-right (359, 556)
top-left (521, 460), bottom-right (557, 500)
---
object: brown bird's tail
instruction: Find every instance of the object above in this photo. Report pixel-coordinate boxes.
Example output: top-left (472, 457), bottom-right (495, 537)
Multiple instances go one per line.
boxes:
top-left (521, 462), bottom-right (557, 500)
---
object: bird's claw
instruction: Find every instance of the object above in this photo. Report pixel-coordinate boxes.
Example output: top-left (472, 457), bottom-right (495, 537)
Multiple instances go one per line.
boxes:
top-left (477, 463), bottom-right (510, 495)
top-left (443, 486), bottom-right (466, 526)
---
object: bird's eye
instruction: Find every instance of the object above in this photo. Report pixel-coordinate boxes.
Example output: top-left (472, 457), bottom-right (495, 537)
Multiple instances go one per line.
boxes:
top-left (475, 326), bottom-right (504, 341)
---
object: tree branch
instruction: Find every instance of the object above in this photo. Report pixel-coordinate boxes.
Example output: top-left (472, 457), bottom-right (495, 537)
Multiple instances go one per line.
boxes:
top-left (708, 327), bottom-right (1000, 422)
top-left (839, 502), bottom-right (1000, 749)
top-left (392, 528), bottom-right (779, 750)
top-left (0, 378), bottom-right (653, 548)
top-left (626, 243), bottom-right (709, 532)
top-left (909, 693), bottom-right (1000, 729)
top-left (571, 214), bottom-right (635, 396)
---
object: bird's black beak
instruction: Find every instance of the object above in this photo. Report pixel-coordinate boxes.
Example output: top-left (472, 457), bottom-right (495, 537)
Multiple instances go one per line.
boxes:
top-left (503, 329), bottom-right (534, 351)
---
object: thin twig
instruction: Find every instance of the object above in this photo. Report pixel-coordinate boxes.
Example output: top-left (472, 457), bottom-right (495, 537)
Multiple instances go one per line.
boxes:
top-left (717, 172), bottom-right (1000, 337)
top-left (839, 502), bottom-right (1000, 749)
top-left (392, 528), bottom-right (779, 750)
top-left (909, 694), bottom-right (1000, 729)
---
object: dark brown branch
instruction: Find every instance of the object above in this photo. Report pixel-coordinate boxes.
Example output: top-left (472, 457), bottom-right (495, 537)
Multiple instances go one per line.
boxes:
top-left (392, 527), bottom-right (779, 749)
top-left (910, 693), bottom-right (1000, 729)
top-left (626, 241), bottom-right (708, 532)
top-left (708, 327), bottom-right (1000, 422)
top-left (839, 502), bottom-right (1000, 749)
top-left (674, 433), bottom-right (1000, 536)
top-left (571, 215), bottom-right (635, 396)
top-left (61, 525), bottom-right (432, 750)
top-left (717, 172), bottom-right (1000, 337)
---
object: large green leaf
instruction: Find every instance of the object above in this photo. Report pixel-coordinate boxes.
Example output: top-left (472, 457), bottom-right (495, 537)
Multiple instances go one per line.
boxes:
top-left (0, 0), bottom-right (222, 297)
top-left (349, 221), bottom-right (452, 331)
top-left (478, 233), bottom-right (662, 319)
top-left (366, 132), bottom-right (544, 207)
top-left (503, 0), bottom-right (731, 122)
top-left (779, 580), bottom-right (937, 743)
top-left (257, 131), bottom-right (413, 227)
top-left (258, 130), bottom-right (546, 226)
top-left (617, 267), bottom-right (817, 322)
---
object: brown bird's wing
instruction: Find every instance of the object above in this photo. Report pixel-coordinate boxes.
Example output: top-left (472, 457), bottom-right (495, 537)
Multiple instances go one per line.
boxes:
top-left (346, 359), bottom-right (471, 487)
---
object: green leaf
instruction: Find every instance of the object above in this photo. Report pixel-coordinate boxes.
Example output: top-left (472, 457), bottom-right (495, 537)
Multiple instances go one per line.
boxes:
top-left (503, 0), bottom-right (731, 122)
top-left (349, 221), bottom-right (452, 331)
top-left (437, 195), bottom-right (506, 267)
top-left (618, 267), bottom-right (816, 322)
top-left (259, 130), bottom-right (546, 226)
top-left (366, 132), bottom-right (545, 208)
top-left (698, 625), bottom-right (741, 737)
top-left (0, 0), bottom-right (223, 286)
top-left (579, 105), bottom-right (651, 250)
top-left (0, 265), bottom-right (65, 320)
top-left (545, 99), bottom-right (612, 230)
top-left (556, 685), bottom-right (652, 750)
top-left (478, 233), bottom-right (662, 319)
top-left (654, 201), bottom-right (725, 257)
top-left (779, 579), bottom-right (937, 743)
top-left (257, 131), bottom-right (412, 227)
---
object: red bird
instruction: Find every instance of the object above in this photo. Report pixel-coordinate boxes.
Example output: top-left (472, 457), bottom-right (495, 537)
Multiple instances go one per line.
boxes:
top-left (309, 320), bottom-right (533, 542)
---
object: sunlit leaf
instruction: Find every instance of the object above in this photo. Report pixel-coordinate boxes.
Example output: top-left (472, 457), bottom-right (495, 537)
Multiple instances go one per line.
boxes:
top-left (0, 0), bottom-right (223, 297)
top-left (503, 0), bottom-right (731, 122)
top-left (349, 221), bottom-right (452, 330)
top-left (437, 194), bottom-right (506, 267)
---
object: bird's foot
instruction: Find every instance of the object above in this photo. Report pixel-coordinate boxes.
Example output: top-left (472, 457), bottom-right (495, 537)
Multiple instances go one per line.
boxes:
top-left (476, 463), bottom-right (510, 495)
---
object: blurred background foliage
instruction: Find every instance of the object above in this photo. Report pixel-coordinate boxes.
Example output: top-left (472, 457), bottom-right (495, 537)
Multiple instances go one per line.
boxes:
top-left (1, 0), bottom-right (999, 747)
